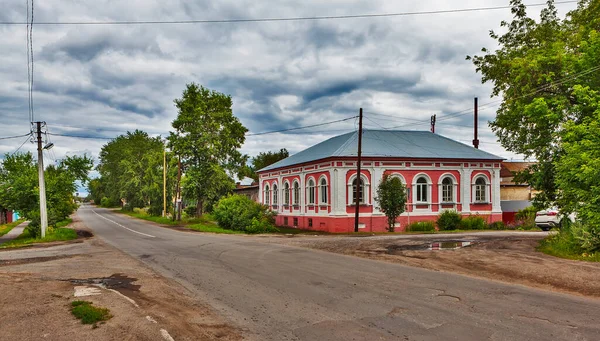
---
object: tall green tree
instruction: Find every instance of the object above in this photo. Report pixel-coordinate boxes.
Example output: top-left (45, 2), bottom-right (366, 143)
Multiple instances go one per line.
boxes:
top-left (376, 175), bottom-right (407, 232)
top-left (241, 148), bottom-right (289, 181)
top-left (468, 0), bottom-right (600, 208)
top-left (96, 130), bottom-right (170, 213)
top-left (168, 83), bottom-right (248, 215)
top-left (0, 153), bottom-right (93, 236)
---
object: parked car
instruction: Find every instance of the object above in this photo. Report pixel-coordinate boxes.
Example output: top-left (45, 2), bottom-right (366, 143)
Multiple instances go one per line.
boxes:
top-left (535, 207), bottom-right (576, 231)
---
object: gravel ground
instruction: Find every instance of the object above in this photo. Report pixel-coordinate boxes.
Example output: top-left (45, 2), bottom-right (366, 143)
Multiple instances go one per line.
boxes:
top-left (257, 231), bottom-right (600, 298)
top-left (0, 215), bottom-right (241, 341)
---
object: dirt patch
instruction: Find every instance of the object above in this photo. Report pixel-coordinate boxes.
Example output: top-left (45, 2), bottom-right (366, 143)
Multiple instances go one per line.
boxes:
top-left (270, 234), bottom-right (600, 298)
top-left (0, 238), bottom-right (242, 340)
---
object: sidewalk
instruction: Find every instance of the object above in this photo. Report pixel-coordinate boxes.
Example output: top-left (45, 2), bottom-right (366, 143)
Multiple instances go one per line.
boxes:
top-left (0, 221), bottom-right (28, 245)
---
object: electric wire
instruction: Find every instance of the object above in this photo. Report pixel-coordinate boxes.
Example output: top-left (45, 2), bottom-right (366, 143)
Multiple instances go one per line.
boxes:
top-left (0, 1), bottom-right (578, 25)
top-left (11, 133), bottom-right (33, 155)
top-left (246, 116), bottom-right (358, 136)
top-left (0, 133), bottom-right (32, 140)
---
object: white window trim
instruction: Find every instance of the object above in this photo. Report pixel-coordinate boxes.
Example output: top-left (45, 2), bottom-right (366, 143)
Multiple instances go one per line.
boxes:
top-left (412, 174), bottom-right (432, 204)
top-left (283, 180), bottom-right (291, 206)
top-left (347, 173), bottom-right (371, 205)
top-left (318, 176), bottom-right (329, 205)
top-left (272, 182), bottom-right (279, 206)
top-left (264, 185), bottom-right (270, 205)
top-left (471, 174), bottom-right (491, 204)
top-left (438, 174), bottom-right (458, 204)
top-left (307, 177), bottom-right (316, 205)
top-left (292, 180), bottom-right (300, 206)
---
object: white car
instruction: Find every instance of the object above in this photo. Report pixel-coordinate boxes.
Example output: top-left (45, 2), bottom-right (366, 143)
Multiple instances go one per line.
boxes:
top-left (535, 207), bottom-right (576, 231)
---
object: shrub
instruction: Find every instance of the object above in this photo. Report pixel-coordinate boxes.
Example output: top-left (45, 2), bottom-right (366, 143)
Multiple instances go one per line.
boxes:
top-left (100, 197), bottom-right (115, 208)
top-left (406, 221), bottom-right (435, 232)
top-left (572, 223), bottom-right (600, 253)
top-left (488, 221), bottom-right (506, 230)
top-left (436, 210), bottom-right (462, 231)
top-left (459, 216), bottom-right (487, 230)
top-left (184, 205), bottom-right (197, 218)
top-left (213, 195), bottom-right (276, 233)
top-left (514, 206), bottom-right (537, 230)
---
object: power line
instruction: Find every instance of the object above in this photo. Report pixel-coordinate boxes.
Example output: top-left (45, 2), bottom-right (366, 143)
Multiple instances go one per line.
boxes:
top-left (0, 1), bottom-right (578, 25)
top-left (0, 133), bottom-right (32, 140)
top-left (11, 133), bottom-right (33, 155)
top-left (48, 133), bottom-right (113, 140)
top-left (246, 116), bottom-right (357, 136)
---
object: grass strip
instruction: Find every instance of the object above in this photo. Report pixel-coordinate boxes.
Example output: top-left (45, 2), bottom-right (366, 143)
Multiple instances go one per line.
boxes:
top-left (0, 227), bottom-right (77, 248)
top-left (71, 301), bottom-right (112, 325)
top-left (0, 220), bottom-right (24, 237)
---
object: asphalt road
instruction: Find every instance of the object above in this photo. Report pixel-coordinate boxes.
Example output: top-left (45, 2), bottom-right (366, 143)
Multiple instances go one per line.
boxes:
top-left (78, 205), bottom-right (600, 341)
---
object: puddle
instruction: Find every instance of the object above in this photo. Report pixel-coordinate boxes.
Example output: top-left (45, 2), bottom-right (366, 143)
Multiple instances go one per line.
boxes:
top-left (386, 241), bottom-right (473, 254)
top-left (428, 241), bottom-right (472, 250)
top-left (68, 273), bottom-right (140, 292)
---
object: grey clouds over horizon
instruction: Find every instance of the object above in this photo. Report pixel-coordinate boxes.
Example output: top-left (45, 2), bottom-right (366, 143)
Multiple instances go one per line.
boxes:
top-left (1, 0), bottom-right (578, 171)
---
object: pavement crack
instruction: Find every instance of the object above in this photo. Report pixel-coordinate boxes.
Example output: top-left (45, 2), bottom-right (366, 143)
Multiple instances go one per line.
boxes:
top-left (517, 315), bottom-right (577, 329)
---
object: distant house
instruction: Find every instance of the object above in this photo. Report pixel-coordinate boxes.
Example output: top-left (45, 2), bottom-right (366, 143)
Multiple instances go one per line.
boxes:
top-left (0, 207), bottom-right (13, 224)
top-left (233, 182), bottom-right (259, 202)
top-left (257, 130), bottom-right (504, 233)
top-left (500, 161), bottom-right (538, 223)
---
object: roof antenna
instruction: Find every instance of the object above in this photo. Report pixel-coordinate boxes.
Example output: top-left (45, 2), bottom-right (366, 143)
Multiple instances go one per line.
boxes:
top-left (430, 114), bottom-right (436, 133)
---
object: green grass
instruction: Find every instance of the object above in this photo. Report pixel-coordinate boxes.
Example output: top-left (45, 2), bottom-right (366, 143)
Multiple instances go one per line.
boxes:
top-left (0, 227), bottom-right (77, 248)
top-left (0, 220), bottom-right (24, 237)
top-left (54, 218), bottom-right (73, 228)
top-left (187, 223), bottom-right (245, 234)
top-left (119, 209), bottom-right (206, 226)
top-left (538, 229), bottom-right (600, 262)
top-left (71, 301), bottom-right (112, 325)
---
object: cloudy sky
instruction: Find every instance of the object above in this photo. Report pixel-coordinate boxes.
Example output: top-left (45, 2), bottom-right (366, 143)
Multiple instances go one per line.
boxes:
top-left (0, 0), bottom-right (578, 178)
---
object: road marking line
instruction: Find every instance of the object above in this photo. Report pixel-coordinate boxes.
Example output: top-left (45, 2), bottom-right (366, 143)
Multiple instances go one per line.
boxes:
top-left (160, 329), bottom-right (175, 341)
top-left (146, 315), bottom-right (158, 324)
top-left (92, 210), bottom-right (156, 238)
top-left (107, 288), bottom-right (140, 308)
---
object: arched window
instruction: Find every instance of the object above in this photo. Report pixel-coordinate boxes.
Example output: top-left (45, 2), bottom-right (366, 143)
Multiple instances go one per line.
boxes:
top-left (293, 181), bottom-right (300, 205)
top-left (352, 178), bottom-right (365, 204)
top-left (475, 177), bottom-right (487, 202)
top-left (307, 179), bottom-right (315, 205)
top-left (264, 184), bottom-right (270, 205)
top-left (272, 184), bottom-right (278, 205)
top-left (441, 177), bottom-right (453, 203)
top-left (416, 177), bottom-right (428, 202)
top-left (284, 182), bottom-right (290, 205)
top-left (319, 178), bottom-right (328, 204)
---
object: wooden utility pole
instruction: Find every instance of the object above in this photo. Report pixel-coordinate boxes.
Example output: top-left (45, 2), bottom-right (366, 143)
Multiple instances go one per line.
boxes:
top-left (473, 97), bottom-right (480, 149)
top-left (163, 149), bottom-right (167, 217)
top-left (35, 122), bottom-right (48, 238)
top-left (354, 108), bottom-right (363, 233)
top-left (176, 156), bottom-right (182, 221)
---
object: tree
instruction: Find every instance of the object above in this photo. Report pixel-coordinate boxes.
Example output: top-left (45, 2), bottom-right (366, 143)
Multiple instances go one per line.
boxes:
top-left (96, 130), bottom-right (170, 212)
top-left (0, 153), bottom-right (93, 237)
top-left (376, 175), bottom-right (407, 232)
top-left (468, 0), bottom-right (600, 208)
top-left (168, 83), bottom-right (248, 216)
top-left (241, 149), bottom-right (289, 181)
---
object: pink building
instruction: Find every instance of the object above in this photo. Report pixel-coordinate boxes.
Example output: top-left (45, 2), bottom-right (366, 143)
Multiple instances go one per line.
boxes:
top-left (257, 130), bottom-right (503, 233)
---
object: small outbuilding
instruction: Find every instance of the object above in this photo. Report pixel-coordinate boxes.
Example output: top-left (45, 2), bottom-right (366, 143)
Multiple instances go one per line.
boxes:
top-left (257, 130), bottom-right (504, 233)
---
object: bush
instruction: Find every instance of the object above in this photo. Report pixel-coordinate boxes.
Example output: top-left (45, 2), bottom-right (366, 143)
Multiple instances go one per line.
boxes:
top-left (213, 195), bottom-right (276, 233)
top-left (436, 210), bottom-right (462, 231)
top-left (184, 205), bottom-right (197, 218)
top-left (514, 206), bottom-right (537, 230)
top-left (488, 221), bottom-right (506, 230)
top-left (100, 197), bottom-right (115, 208)
top-left (406, 221), bottom-right (435, 232)
top-left (572, 223), bottom-right (600, 253)
top-left (459, 216), bottom-right (487, 230)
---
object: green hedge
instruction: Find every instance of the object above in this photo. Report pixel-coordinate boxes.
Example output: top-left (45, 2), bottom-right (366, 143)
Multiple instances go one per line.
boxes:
top-left (213, 195), bottom-right (278, 233)
top-left (406, 221), bottom-right (436, 232)
top-left (459, 216), bottom-right (487, 230)
top-left (436, 210), bottom-right (462, 231)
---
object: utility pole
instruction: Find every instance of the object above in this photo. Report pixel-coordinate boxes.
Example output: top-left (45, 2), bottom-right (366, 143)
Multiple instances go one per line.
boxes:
top-left (177, 156), bottom-right (182, 221)
top-left (430, 114), bottom-right (436, 133)
top-left (354, 108), bottom-right (363, 233)
top-left (35, 122), bottom-right (48, 238)
top-left (163, 149), bottom-right (167, 217)
top-left (473, 97), bottom-right (480, 149)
